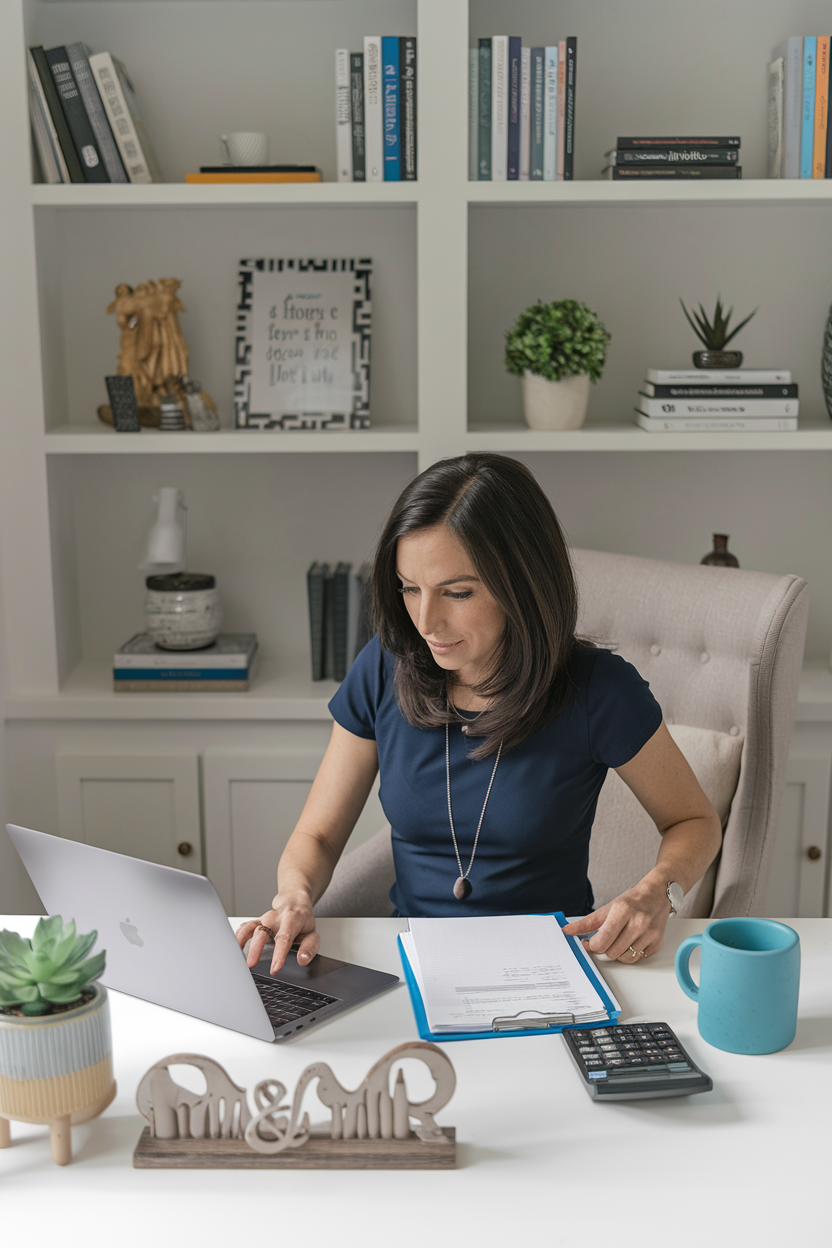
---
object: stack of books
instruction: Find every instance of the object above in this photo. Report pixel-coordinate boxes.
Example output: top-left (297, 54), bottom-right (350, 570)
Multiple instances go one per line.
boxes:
top-left (603, 136), bottom-right (742, 180)
top-left (469, 38), bottom-right (577, 181)
top-left (307, 563), bottom-right (371, 681)
top-left (113, 634), bottom-right (259, 692)
top-left (27, 44), bottom-right (160, 184)
top-left (185, 167), bottom-right (321, 185)
top-left (769, 37), bottom-right (831, 179)
top-left (335, 39), bottom-right (417, 183)
top-left (634, 369), bottom-right (798, 433)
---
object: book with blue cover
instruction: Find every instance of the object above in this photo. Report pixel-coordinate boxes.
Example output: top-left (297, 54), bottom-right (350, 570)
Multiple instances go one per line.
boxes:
top-left (801, 35), bottom-right (817, 177)
top-left (381, 36), bottom-right (400, 180)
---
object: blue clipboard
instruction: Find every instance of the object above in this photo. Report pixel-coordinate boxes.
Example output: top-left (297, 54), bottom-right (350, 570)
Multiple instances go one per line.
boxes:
top-left (397, 912), bottom-right (621, 1042)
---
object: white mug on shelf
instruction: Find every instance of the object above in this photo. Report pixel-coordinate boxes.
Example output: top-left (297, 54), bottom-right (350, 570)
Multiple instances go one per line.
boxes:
top-left (219, 132), bottom-right (270, 166)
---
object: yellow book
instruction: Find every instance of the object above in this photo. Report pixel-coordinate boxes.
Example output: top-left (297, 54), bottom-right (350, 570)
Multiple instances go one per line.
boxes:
top-left (185, 172), bottom-right (322, 183)
top-left (813, 36), bottom-right (830, 177)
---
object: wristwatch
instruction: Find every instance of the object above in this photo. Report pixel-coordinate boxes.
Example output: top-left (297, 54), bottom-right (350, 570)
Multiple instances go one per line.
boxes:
top-left (666, 881), bottom-right (684, 917)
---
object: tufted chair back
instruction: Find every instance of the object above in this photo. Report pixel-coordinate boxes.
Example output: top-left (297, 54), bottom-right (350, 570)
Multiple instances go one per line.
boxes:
top-left (316, 548), bottom-right (809, 920)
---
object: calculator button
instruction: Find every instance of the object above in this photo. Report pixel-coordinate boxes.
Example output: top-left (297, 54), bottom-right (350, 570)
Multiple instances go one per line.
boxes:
top-left (647, 1056), bottom-right (668, 1065)
top-left (606, 1059), bottom-right (625, 1067)
top-left (593, 1030), bottom-right (610, 1038)
top-left (631, 1025), bottom-right (648, 1033)
top-left (666, 1062), bottom-right (692, 1072)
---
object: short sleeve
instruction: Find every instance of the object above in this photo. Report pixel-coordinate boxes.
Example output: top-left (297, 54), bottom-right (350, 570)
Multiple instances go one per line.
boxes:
top-left (327, 635), bottom-right (388, 740)
top-left (586, 649), bottom-right (663, 768)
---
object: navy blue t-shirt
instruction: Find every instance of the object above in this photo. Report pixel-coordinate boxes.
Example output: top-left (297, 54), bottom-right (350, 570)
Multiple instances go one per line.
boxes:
top-left (328, 637), bottom-right (662, 918)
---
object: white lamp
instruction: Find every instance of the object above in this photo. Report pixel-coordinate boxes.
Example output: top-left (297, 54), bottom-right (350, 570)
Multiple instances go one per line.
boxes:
top-left (139, 487), bottom-right (187, 573)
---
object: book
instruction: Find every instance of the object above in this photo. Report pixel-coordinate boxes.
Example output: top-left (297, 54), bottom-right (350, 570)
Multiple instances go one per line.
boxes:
top-left (800, 36), bottom-right (816, 178)
top-left (478, 38), bottom-right (492, 179)
top-left (610, 147), bottom-right (739, 164)
top-left (351, 562), bottom-right (373, 660)
top-left (114, 633), bottom-right (258, 669)
top-left (642, 383), bottom-right (798, 399)
top-left (381, 36), bottom-right (400, 181)
top-left (491, 36), bottom-right (508, 181)
top-left (469, 48), bottom-right (479, 180)
top-left (636, 396), bottom-right (798, 418)
top-left (363, 36), bottom-right (383, 183)
top-left (616, 135), bottom-right (741, 148)
top-left (29, 46), bottom-right (84, 182)
top-left (350, 53), bottom-right (366, 181)
top-left (530, 47), bottom-right (545, 180)
top-left (774, 37), bottom-right (804, 178)
top-left (323, 565), bottom-right (336, 679)
top-left (400, 914), bottom-right (619, 1038)
top-left (400, 37), bottom-right (417, 180)
top-left (185, 172), bottom-right (322, 183)
top-left (767, 58), bottom-right (785, 178)
top-left (814, 36), bottom-right (830, 177)
top-left (507, 36), bottom-right (521, 179)
top-left (557, 40), bottom-right (566, 179)
top-left (66, 42), bottom-right (127, 183)
top-left (647, 368), bottom-right (791, 383)
top-left (27, 54), bottom-right (62, 183)
top-left (307, 562), bottom-right (327, 681)
top-left (45, 47), bottom-right (109, 182)
top-left (335, 48), bottom-right (353, 183)
top-left (519, 47), bottom-right (531, 180)
top-left (88, 52), bottom-right (161, 183)
top-left (543, 45), bottom-right (558, 180)
top-left (636, 414), bottom-right (797, 433)
top-left (610, 166), bottom-right (742, 179)
top-left (333, 562), bottom-right (352, 681)
top-left (563, 37), bottom-right (577, 180)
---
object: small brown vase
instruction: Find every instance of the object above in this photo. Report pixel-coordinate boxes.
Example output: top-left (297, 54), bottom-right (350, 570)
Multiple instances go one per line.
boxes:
top-left (701, 534), bottom-right (739, 567)
top-left (693, 350), bottom-right (743, 369)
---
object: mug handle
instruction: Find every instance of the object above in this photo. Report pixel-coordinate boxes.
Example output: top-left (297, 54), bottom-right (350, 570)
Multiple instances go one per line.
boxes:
top-left (219, 135), bottom-right (231, 165)
top-left (675, 934), bottom-right (703, 1001)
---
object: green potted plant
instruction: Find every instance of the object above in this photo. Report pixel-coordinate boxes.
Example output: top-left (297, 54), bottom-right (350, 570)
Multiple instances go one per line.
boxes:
top-left (505, 299), bottom-right (611, 430)
top-left (0, 916), bottom-right (115, 1165)
top-left (680, 295), bottom-right (758, 369)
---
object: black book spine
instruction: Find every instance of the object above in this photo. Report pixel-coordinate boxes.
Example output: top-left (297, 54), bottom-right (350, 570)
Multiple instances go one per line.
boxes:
top-left (45, 46), bottom-right (109, 182)
top-left (563, 37), bottom-right (577, 180)
top-left (400, 37), bottom-right (417, 180)
top-left (615, 148), bottom-right (739, 164)
top-left (478, 38), bottom-right (492, 179)
top-left (30, 46), bottom-right (85, 182)
top-left (612, 165), bottom-right (741, 179)
top-left (530, 48), bottom-right (545, 180)
top-left (646, 383), bottom-right (798, 399)
top-left (616, 135), bottom-right (742, 149)
top-left (350, 53), bottom-right (366, 181)
top-left (323, 567), bottom-right (336, 681)
top-left (307, 563), bottom-right (326, 681)
top-left (333, 562), bottom-right (351, 681)
top-left (506, 36), bottom-right (521, 179)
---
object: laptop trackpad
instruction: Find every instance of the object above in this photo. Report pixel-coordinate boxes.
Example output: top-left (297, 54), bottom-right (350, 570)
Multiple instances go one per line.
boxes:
top-left (255, 949), bottom-right (346, 984)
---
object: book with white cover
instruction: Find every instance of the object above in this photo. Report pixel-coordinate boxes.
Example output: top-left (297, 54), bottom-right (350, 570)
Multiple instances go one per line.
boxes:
top-left (400, 914), bottom-right (619, 1036)
top-left (491, 36), bottom-right (508, 180)
top-left (636, 414), bottom-right (797, 432)
top-left (469, 48), bottom-right (479, 180)
top-left (363, 36), bottom-right (383, 183)
top-left (646, 368), bottom-right (791, 384)
top-left (543, 45), bottom-right (558, 180)
top-left (114, 633), bottom-right (258, 669)
top-left (335, 49), bottom-right (353, 182)
top-left (774, 36), bottom-right (804, 178)
top-left (27, 49), bottom-right (68, 182)
top-left (88, 51), bottom-right (161, 183)
top-left (519, 47), bottom-right (531, 180)
top-left (637, 396), bottom-right (798, 418)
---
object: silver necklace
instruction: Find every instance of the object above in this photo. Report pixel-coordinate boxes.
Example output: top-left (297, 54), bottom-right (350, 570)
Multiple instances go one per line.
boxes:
top-left (445, 722), bottom-right (503, 900)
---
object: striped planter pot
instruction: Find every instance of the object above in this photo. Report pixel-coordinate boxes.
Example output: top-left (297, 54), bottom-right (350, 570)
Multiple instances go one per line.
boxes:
top-left (0, 984), bottom-right (115, 1125)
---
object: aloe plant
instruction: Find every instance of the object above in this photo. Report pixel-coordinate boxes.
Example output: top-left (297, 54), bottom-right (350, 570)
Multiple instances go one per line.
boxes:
top-left (505, 299), bottom-right (611, 383)
top-left (0, 917), bottom-right (105, 1016)
top-left (679, 295), bottom-right (758, 350)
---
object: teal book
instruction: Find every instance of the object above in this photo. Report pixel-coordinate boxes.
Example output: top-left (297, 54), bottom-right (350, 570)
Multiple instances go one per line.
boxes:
top-left (477, 38), bottom-right (492, 179)
top-left (801, 35), bottom-right (816, 178)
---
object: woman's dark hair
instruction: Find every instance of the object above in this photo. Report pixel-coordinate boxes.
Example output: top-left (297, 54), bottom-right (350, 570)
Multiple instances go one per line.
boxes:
top-left (371, 453), bottom-right (583, 758)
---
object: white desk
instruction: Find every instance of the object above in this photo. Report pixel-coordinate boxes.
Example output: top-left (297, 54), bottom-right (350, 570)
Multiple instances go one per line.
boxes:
top-left (2, 916), bottom-right (830, 1247)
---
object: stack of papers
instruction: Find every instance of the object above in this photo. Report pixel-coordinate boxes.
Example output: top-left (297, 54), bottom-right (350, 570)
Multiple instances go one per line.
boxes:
top-left (400, 914), bottom-right (615, 1034)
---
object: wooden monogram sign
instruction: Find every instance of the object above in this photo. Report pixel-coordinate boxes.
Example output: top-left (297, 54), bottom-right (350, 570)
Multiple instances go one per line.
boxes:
top-left (133, 1043), bottom-right (456, 1169)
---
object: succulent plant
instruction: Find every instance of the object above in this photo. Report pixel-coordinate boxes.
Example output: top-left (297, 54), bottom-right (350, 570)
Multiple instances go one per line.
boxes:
top-left (679, 295), bottom-right (758, 351)
top-left (0, 916), bottom-right (105, 1016)
top-left (505, 299), bottom-right (611, 383)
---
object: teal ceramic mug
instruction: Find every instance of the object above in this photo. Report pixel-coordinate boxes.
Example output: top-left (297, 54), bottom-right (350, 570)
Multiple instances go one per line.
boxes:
top-left (675, 917), bottom-right (800, 1054)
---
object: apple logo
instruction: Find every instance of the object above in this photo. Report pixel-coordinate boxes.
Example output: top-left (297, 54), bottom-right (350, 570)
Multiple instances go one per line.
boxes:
top-left (120, 917), bottom-right (144, 947)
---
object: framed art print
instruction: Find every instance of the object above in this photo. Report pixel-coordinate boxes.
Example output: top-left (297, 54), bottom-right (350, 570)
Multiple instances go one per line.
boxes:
top-left (234, 257), bottom-right (372, 430)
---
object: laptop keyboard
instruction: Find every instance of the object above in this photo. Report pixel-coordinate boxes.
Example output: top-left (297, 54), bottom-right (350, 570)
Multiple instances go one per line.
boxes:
top-left (252, 973), bottom-right (338, 1028)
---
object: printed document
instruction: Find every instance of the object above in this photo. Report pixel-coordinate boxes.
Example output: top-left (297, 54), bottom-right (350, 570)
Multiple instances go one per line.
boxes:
top-left (401, 914), bottom-right (613, 1033)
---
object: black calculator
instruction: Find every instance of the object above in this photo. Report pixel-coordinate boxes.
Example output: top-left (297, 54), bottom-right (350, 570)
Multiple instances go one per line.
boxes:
top-left (562, 1022), bottom-right (713, 1100)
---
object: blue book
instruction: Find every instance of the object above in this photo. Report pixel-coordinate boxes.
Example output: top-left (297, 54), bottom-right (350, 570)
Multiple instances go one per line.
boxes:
top-left (381, 36), bottom-right (400, 180)
top-left (506, 36), bottom-right (521, 179)
top-left (801, 36), bottom-right (817, 178)
top-left (113, 668), bottom-right (249, 681)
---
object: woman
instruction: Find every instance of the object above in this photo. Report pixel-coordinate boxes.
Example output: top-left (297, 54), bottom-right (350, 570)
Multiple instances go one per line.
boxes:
top-left (237, 454), bottom-right (721, 975)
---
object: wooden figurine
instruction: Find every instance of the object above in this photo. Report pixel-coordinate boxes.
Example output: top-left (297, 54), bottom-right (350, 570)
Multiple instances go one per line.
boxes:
top-left (133, 1043), bottom-right (456, 1169)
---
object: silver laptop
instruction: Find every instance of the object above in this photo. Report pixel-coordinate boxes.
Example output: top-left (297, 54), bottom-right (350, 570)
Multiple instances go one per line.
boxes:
top-left (6, 824), bottom-right (398, 1043)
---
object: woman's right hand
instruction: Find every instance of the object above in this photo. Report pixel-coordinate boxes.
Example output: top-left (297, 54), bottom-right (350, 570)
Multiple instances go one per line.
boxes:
top-left (235, 891), bottom-right (321, 975)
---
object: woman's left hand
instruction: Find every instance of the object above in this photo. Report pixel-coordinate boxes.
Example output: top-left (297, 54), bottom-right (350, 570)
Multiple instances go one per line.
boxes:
top-left (562, 876), bottom-right (671, 963)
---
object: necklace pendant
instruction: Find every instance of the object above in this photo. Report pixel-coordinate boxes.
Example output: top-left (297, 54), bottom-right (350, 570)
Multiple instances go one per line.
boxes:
top-left (453, 877), bottom-right (472, 900)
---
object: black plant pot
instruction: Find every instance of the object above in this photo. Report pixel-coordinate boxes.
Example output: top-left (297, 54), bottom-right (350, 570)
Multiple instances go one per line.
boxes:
top-left (693, 350), bottom-right (743, 369)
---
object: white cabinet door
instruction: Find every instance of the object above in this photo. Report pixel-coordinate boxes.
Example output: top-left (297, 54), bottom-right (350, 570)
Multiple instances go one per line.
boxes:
top-left (203, 751), bottom-right (384, 914)
top-left (765, 751), bottom-right (831, 918)
top-left (56, 752), bottom-right (202, 872)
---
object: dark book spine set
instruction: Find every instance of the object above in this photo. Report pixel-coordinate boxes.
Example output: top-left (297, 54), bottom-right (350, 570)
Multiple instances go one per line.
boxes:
top-left (605, 135), bottom-right (742, 179)
top-left (307, 562), bottom-right (371, 682)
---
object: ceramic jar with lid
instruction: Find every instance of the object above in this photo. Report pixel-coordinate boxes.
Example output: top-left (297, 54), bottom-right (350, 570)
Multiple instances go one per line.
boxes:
top-left (145, 572), bottom-right (222, 650)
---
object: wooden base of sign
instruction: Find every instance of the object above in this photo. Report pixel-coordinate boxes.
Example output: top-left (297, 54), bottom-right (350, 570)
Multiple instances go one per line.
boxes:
top-left (133, 1126), bottom-right (456, 1170)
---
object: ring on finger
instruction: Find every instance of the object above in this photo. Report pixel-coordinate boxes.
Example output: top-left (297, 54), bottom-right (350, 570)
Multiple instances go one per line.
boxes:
top-left (256, 922), bottom-right (276, 940)
top-left (627, 945), bottom-right (647, 961)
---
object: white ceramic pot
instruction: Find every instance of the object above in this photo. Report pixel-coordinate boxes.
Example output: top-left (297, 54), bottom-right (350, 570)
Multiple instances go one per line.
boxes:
top-left (521, 370), bottom-right (591, 430)
top-left (145, 572), bottom-right (222, 650)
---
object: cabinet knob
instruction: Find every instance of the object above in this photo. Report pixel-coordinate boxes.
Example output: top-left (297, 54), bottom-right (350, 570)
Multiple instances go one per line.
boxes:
top-left (177, 841), bottom-right (193, 857)
top-left (807, 845), bottom-right (822, 861)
